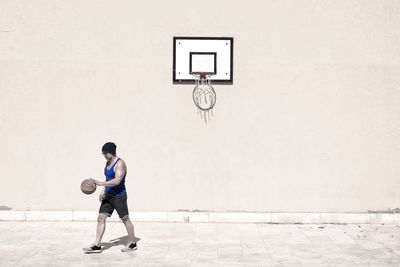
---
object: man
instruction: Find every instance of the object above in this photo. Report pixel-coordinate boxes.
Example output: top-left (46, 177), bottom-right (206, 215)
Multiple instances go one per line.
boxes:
top-left (83, 142), bottom-right (137, 253)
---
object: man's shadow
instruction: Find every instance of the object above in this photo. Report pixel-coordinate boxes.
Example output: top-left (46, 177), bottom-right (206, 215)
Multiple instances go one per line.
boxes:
top-left (101, 235), bottom-right (141, 251)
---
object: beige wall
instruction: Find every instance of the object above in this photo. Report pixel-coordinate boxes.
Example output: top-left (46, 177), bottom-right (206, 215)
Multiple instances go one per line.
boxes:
top-left (1, 0), bottom-right (399, 212)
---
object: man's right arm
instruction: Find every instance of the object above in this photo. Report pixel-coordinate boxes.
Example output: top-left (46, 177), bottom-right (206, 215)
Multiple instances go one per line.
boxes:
top-left (99, 187), bottom-right (105, 202)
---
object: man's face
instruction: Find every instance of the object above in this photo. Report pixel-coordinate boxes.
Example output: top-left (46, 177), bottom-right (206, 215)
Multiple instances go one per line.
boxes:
top-left (102, 152), bottom-right (113, 161)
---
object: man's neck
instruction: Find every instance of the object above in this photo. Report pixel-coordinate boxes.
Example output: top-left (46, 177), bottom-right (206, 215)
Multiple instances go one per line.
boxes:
top-left (108, 155), bottom-right (118, 165)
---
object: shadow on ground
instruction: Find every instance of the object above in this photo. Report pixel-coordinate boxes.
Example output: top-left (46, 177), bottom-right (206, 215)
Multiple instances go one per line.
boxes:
top-left (100, 235), bottom-right (141, 251)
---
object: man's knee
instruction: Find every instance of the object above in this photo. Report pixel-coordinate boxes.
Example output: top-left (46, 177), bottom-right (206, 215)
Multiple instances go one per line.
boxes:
top-left (98, 213), bottom-right (107, 223)
top-left (121, 215), bottom-right (130, 223)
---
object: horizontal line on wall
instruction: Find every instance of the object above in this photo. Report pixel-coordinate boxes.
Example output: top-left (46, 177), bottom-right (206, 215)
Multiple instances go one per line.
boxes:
top-left (0, 211), bottom-right (399, 224)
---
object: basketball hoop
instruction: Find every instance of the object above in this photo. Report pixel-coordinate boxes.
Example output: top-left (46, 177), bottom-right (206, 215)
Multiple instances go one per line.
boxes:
top-left (191, 72), bottom-right (216, 123)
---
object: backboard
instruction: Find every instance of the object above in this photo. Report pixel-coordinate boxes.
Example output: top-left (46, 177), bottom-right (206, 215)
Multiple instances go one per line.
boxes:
top-left (173, 37), bottom-right (233, 84)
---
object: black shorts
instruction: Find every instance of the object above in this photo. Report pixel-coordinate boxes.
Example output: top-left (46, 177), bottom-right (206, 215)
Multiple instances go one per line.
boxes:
top-left (99, 194), bottom-right (129, 219)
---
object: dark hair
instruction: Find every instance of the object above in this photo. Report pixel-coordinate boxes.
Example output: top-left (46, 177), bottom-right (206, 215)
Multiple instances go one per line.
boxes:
top-left (102, 142), bottom-right (117, 155)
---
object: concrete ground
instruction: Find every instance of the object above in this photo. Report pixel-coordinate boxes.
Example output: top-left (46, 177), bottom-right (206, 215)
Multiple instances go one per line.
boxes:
top-left (0, 221), bottom-right (400, 266)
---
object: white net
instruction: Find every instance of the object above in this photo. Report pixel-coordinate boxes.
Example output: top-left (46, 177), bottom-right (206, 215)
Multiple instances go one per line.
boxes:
top-left (192, 73), bottom-right (216, 123)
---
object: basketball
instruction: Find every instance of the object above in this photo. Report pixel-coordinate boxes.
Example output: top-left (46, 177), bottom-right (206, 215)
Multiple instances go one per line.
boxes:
top-left (81, 179), bottom-right (96, 194)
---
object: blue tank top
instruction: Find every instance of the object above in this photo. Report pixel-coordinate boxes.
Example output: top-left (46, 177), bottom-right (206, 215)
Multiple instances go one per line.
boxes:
top-left (104, 158), bottom-right (127, 197)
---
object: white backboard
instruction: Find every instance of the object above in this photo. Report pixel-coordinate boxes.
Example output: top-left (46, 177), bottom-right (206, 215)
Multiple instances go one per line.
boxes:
top-left (173, 37), bottom-right (233, 84)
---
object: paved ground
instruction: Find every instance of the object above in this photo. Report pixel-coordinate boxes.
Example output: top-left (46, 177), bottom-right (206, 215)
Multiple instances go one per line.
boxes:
top-left (0, 221), bottom-right (400, 266)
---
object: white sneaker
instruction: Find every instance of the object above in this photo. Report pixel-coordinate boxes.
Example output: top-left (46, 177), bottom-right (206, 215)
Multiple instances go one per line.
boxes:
top-left (121, 242), bottom-right (137, 252)
top-left (83, 244), bottom-right (102, 253)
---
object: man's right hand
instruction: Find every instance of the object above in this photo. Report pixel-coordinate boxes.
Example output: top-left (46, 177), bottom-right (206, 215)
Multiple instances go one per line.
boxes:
top-left (99, 191), bottom-right (105, 202)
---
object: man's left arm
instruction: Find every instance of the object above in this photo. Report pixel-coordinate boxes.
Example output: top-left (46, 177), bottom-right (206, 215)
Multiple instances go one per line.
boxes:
top-left (91, 161), bottom-right (126, 187)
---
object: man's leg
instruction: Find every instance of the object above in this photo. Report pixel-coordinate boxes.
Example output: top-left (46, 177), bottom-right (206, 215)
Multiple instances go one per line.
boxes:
top-left (121, 215), bottom-right (135, 244)
top-left (95, 213), bottom-right (108, 246)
